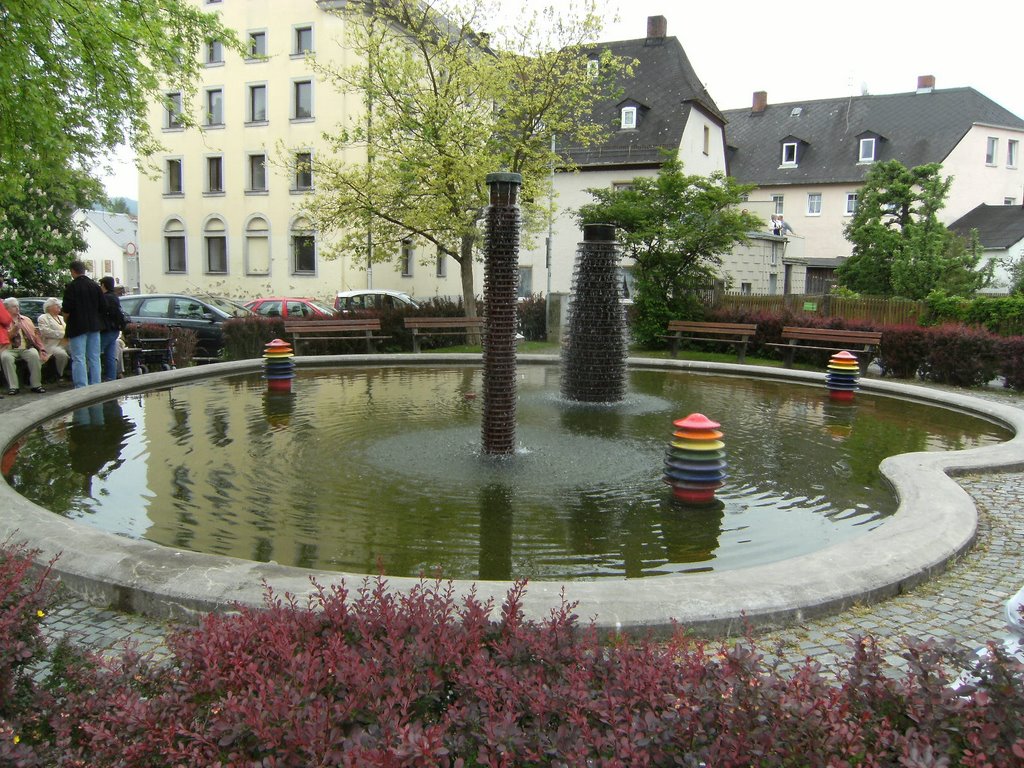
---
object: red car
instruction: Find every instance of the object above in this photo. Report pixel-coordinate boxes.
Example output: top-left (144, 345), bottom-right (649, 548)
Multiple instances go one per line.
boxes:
top-left (244, 297), bottom-right (336, 319)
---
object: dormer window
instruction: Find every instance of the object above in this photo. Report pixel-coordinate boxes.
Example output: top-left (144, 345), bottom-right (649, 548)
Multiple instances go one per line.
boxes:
top-left (781, 142), bottom-right (797, 166)
top-left (621, 106), bottom-right (637, 130)
top-left (859, 137), bottom-right (876, 163)
top-left (586, 59), bottom-right (599, 78)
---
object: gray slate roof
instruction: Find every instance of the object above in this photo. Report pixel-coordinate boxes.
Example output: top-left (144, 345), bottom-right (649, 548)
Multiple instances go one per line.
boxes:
top-left (722, 88), bottom-right (1024, 186)
top-left (80, 209), bottom-right (136, 249)
top-left (949, 204), bottom-right (1024, 248)
top-left (565, 35), bottom-right (722, 168)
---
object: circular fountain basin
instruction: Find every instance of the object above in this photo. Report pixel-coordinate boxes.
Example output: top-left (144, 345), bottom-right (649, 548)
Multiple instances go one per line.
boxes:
top-left (1, 354), bottom-right (1022, 636)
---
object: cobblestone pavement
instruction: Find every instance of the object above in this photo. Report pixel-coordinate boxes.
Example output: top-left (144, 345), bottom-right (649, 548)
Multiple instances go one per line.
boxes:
top-left (8, 380), bottom-right (1024, 670)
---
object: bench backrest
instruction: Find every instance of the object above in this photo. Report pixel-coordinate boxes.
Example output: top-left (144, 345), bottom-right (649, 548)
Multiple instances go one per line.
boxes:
top-left (667, 321), bottom-right (757, 334)
top-left (404, 316), bottom-right (484, 330)
top-left (780, 326), bottom-right (881, 344)
top-left (284, 319), bottom-right (381, 333)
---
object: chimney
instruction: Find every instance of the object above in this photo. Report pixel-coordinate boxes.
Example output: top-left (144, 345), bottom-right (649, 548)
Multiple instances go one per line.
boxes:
top-left (646, 15), bottom-right (667, 41)
top-left (752, 91), bottom-right (767, 113)
top-left (916, 74), bottom-right (935, 94)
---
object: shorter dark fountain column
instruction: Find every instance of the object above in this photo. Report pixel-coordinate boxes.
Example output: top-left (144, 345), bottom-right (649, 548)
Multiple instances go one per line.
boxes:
top-left (561, 223), bottom-right (628, 402)
top-left (481, 172), bottom-right (522, 456)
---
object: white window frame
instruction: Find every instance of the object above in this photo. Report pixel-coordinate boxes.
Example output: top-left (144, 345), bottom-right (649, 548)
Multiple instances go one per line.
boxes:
top-left (845, 192), bottom-right (858, 215)
top-left (1005, 197), bottom-right (1017, 206)
top-left (620, 106), bottom-right (637, 130)
top-left (400, 239), bottom-right (414, 277)
top-left (291, 226), bottom-right (316, 275)
top-left (248, 83), bottom-right (267, 123)
top-left (703, 125), bottom-right (710, 156)
top-left (204, 218), bottom-right (228, 275)
top-left (806, 192), bottom-right (822, 216)
top-left (165, 158), bottom-right (184, 195)
top-left (781, 142), bottom-right (798, 166)
top-left (772, 194), bottom-right (784, 215)
top-left (1008, 139), bottom-right (1019, 169)
top-left (206, 155), bottom-right (224, 194)
top-left (164, 218), bottom-right (187, 273)
top-left (436, 253), bottom-right (446, 278)
top-left (244, 216), bottom-right (271, 276)
top-left (986, 136), bottom-right (998, 166)
top-left (165, 92), bottom-right (183, 130)
top-left (292, 79), bottom-right (313, 120)
top-left (205, 87), bottom-right (224, 126)
top-left (206, 39), bottom-right (223, 66)
top-left (248, 30), bottom-right (267, 59)
top-left (293, 25), bottom-right (314, 56)
top-left (294, 151), bottom-right (313, 191)
top-left (586, 59), bottom-right (599, 78)
top-left (858, 137), bottom-right (875, 163)
top-left (248, 153), bottom-right (267, 193)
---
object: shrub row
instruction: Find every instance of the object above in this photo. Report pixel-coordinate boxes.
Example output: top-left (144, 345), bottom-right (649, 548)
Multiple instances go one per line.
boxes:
top-left (705, 307), bottom-right (1024, 390)
top-left (221, 295), bottom-right (547, 360)
top-left (3, 541), bottom-right (1022, 766)
top-left (925, 291), bottom-right (1024, 336)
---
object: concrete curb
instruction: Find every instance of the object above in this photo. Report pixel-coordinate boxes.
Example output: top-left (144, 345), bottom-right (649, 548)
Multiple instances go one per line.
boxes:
top-left (2, 355), bottom-right (1022, 637)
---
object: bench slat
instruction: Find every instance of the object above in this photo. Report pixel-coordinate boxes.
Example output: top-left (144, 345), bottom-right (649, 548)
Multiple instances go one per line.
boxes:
top-left (284, 319), bottom-right (385, 354)
top-left (776, 326), bottom-right (880, 373)
top-left (661, 320), bottom-right (757, 362)
top-left (404, 316), bottom-right (484, 352)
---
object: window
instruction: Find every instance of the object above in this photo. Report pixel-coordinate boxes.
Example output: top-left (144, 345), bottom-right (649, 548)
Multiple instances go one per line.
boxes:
top-left (620, 106), bottom-right (637, 130)
top-left (205, 218), bottom-right (227, 274)
top-left (858, 137), bottom-right (875, 163)
top-left (206, 88), bottom-right (223, 126)
top-left (703, 125), bottom-right (710, 155)
top-left (207, 155), bottom-right (224, 193)
top-left (294, 151), bottom-right (312, 190)
top-left (518, 266), bottom-right (532, 298)
top-left (781, 142), bottom-right (797, 166)
top-left (245, 216), bottom-right (270, 275)
top-left (1005, 197), bottom-right (1017, 206)
top-left (740, 282), bottom-right (752, 295)
top-left (248, 31), bottom-right (267, 58)
top-left (291, 219), bottom-right (316, 273)
top-left (986, 137), bottom-right (998, 165)
top-left (103, 259), bottom-right (114, 275)
top-left (845, 192), bottom-right (858, 215)
top-left (294, 25), bottom-right (313, 55)
top-left (206, 39), bottom-right (223, 65)
top-left (611, 181), bottom-right (633, 191)
top-left (248, 84), bottom-right (267, 123)
top-left (293, 80), bottom-right (312, 119)
top-left (772, 194), bottom-right (784, 215)
top-left (807, 193), bottom-right (822, 215)
top-left (586, 59), bottom-right (599, 78)
top-left (400, 239), bottom-right (413, 276)
top-left (166, 158), bottom-right (183, 195)
top-left (165, 92), bottom-right (183, 129)
top-left (1009, 139), bottom-right (1019, 168)
top-left (164, 219), bottom-right (186, 273)
top-left (436, 253), bottom-right (446, 278)
top-left (248, 153), bottom-right (267, 192)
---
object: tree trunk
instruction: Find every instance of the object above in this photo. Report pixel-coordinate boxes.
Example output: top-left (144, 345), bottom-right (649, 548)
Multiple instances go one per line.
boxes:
top-left (459, 233), bottom-right (481, 344)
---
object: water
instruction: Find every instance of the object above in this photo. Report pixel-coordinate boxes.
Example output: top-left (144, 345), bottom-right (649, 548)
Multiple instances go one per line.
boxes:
top-left (3, 365), bottom-right (1010, 580)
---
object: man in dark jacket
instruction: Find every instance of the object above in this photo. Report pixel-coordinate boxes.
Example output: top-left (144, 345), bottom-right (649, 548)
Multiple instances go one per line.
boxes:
top-left (62, 260), bottom-right (104, 387)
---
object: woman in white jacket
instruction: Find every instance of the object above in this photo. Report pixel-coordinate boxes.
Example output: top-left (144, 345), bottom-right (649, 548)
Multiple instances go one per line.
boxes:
top-left (37, 297), bottom-right (70, 381)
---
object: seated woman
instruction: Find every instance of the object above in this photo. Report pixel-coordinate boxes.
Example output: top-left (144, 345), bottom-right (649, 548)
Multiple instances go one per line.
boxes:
top-left (37, 297), bottom-right (70, 382)
top-left (1, 297), bottom-right (48, 394)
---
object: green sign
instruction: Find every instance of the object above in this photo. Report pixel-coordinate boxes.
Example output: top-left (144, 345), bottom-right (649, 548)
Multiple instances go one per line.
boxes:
top-left (803, 302), bottom-right (818, 311)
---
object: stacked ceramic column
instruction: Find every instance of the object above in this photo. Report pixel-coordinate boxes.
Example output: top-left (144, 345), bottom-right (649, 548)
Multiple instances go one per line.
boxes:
top-left (825, 350), bottom-right (860, 401)
top-left (481, 172), bottom-right (522, 456)
top-left (263, 338), bottom-right (295, 391)
top-left (663, 413), bottom-right (727, 504)
top-left (560, 223), bottom-right (627, 403)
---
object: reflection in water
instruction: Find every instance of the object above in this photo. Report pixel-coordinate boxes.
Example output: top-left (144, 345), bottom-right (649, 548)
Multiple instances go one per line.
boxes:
top-left (3, 366), bottom-right (1011, 580)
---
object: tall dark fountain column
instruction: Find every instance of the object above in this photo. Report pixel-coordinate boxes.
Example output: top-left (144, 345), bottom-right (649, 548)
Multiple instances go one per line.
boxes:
top-left (481, 172), bottom-right (522, 455)
top-left (560, 223), bottom-right (627, 403)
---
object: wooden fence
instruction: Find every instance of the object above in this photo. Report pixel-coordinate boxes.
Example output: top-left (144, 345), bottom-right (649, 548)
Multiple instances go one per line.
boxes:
top-left (712, 292), bottom-right (926, 326)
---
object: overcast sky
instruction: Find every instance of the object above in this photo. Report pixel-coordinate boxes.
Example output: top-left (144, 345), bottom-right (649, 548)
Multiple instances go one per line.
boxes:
top-left (100, 0), bottom-right (1024, 200)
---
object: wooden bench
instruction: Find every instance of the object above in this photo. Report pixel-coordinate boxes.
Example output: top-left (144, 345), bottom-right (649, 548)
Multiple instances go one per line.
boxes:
top-left (284, 319), bottom-right (389, 355)
top-left (768, 326), bottom-right (882, 374)
top-left (660, 320), bottom-right (758, 362)
top-left (404, 316), bottom-right (484, 353)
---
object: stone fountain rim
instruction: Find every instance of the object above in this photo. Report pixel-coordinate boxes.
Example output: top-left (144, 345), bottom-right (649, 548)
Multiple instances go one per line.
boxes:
top-left (1, 353), bottom-right (1021, 637)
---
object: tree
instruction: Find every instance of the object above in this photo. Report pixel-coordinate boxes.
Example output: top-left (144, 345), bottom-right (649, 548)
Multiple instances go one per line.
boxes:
top-left (837, 160), bottom-right (991, 299)
top-left (0, 0), bottom-right (238, 290)
top-left (303, 0), bottom-right (628, 317)
top-left (575, 153), bottom-right (761, 345)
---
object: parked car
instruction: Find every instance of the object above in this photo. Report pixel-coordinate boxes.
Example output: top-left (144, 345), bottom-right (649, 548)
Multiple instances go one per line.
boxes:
top-left (244, 297), bottom-right (336, 319)
top-left (334, 289), bottom-right (419, 316)
top-left (119, 293), bottom-right (252, 357)
top-left (11, 297), bottom-right (48, 322)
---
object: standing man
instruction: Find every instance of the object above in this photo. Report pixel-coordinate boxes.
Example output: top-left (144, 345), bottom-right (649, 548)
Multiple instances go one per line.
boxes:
top-left (62, 260), bottom-right (104, 387)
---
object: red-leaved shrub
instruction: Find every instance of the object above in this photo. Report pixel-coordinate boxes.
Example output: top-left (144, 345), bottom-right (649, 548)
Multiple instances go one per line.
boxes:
top-left (918, 324), bottom-right (1002, 388)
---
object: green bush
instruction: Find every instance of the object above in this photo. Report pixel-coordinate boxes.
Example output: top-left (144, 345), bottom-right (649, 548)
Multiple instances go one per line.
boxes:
top-left (221, 316), bottom-right (286, 360)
